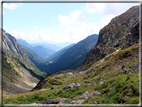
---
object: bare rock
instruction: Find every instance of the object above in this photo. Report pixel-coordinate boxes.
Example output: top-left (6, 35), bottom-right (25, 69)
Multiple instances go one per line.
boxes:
top-left (70, 100), bottom-right (76, 104)
top-left (75, 99), bottom-right (84, 104)
top-left (66, 72), bottom-right (73, 76)
top-left (42, 98), bottom-right (59, 104)
top-left (92, 91), bottom-right (101, 96)
top-left (81, 91), bottom-right (90, 100)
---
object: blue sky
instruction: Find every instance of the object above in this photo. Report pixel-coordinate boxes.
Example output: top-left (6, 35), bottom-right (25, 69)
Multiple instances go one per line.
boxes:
top-left (2, 2), bottom-right (139, 44)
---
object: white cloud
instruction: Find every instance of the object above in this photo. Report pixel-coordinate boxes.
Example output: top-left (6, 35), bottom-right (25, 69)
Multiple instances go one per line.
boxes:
top-left (58, 10), bottom-right (85, 27)
top-left (3, 3), bottom-right (22, 10)
top-left (85, 3), bottom-right (139, 30)
top-left (34, 25), bottom-right (37, 29)
top-left (10, 3), bottom-right (139, 44)
top-left (100, 14), bottom-right (116, 27)
top-left (86, 3), bottom-right (139, 16)
top-left (10, 30), bottom-right (62, 43)
top-left (10, 30), bottom-right (37, 42)
top-left (58, 15), bottom-right (69, 27)
top-left (11, 30), bottom-right (27, 39)
top-left (103, 3), bottom-right (139, 16)
top-left (69, 10), bottom-right (86, 24)
top-left (56, 3), bottom-right (139, 43)
top-left (65, 22), bottom-right (102, 43)
top-left (86, 3), bottom-right (105, 14)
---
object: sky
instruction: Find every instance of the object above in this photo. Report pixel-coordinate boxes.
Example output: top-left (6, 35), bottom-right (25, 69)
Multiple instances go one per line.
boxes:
top-left (2, 2), bottom-right (139, 44)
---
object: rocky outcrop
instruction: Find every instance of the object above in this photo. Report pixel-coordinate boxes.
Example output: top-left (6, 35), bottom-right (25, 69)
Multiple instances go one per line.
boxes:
top-left (81, 91), bottom-right (101, 100)
top-left (42, 98), bottom-right (59, 104)
top-left (63, 83), bottom-right (80, 89)
top-left (83, 5), bottom-right (140, 65)
top-left (1, 29), bottom-right (44, 95)
top-left (2, 30), bottom-right (35, 70)
top-left (121, 18), bottom-right (141, 50)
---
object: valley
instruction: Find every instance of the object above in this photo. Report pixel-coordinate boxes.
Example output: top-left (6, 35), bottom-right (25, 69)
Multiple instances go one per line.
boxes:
top-left (1, 4), bottom-right (141, 106)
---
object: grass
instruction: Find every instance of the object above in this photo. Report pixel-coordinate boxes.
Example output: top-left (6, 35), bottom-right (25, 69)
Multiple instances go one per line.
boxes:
top-left (3, 43), bottom-right (140, 104)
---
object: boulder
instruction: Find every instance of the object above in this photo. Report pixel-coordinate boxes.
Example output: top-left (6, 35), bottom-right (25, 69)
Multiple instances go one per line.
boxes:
top-left (109, 88), bottom-right (113, 92)
top-left (63, 74), bottom-right (67, 78)
top-left (70, 100), bottom-right (76, 104)
top-left (69, 83), bottom-right (75, 88)
top-left (49, 79), bottom-right (62, 85)
top-left (82, 91), bottom-right (90, 100)
top-left (66, 72), bottom-right (73, 76)
top-left (92, 91), bottom-right (101, 96)
top-left (63, 85), bottom-right (70, 89)
top-left (99, 79), bottom-right (108, 84)
top-left (74, 83), bottom-right (80, 87)
top-left (42, 98), bottom-right (59, 104)
top-left (94, 101), bottom-right (97, 104)
top-left (63, 83), bottom-right (80, 89)
top-left (55, 76), bottom-right (60, 79)
top-left (75, 99), bottom-right (84, 104)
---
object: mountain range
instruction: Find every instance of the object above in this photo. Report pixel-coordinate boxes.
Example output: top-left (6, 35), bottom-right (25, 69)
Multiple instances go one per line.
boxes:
top-left (17, 39), bottom-right (56, 60)
top-left (43, 34), bottom-right (98, 74)
top-left (2, 29), bottom-right (98, 94)
top-left (2, 4), bottom-right (141, 105)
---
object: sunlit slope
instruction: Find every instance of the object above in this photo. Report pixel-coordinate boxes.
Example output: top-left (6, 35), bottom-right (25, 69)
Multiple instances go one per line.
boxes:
top-left (3, 43), bottom-right (140, 104)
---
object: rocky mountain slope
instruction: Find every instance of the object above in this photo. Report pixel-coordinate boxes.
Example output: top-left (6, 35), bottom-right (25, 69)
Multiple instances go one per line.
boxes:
top-left (2, 52), bottom-right (39, 95)
top-left (83, 5), bottom-right (140, 66)
top-left (3, 42), bottom-right (140, 104)
top-left (2, 29), bottom-right (45, 95)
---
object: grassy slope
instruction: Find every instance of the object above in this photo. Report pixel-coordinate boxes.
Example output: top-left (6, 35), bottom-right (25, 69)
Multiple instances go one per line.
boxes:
top-left (2, 52), bottom-right (40, 95)
top-left (3, 43), bottom-right (140, 104)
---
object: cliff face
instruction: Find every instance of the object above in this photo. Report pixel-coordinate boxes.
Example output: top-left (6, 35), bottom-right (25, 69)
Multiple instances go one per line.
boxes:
top-left (3, 31), bottom-right (29, 67)
top-left (1, 29), bottom-right (45, 95)
top-left (83, 5), bottom-right (140, 65)
top-left (2, 30), bottom-right (44, 77)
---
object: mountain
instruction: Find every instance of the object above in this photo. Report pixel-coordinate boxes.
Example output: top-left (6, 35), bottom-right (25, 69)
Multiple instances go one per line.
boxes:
top-left (3, 5), bottom-right (140, 104)
top-left (32, 45), bottom-right (56, 59)
top-left (17, 38), bottom-right (45, 63)
top-left (2, 29), bottom-right (45, 95)
top-left (55, 42), bottom-right (75, 48)
top-left (44, 34), bottom-right (98, 73)
top-left (17, 38), bottom-right (33, 49)
top-left (31, 42), bottom-right (62, 52)
top-left (46, 43), bottom-right (75, 61)
top-left (22, 46), bottom-right (43, 63)
top-left (17, 39), bottom-right (56, 60)
top-left (83, 5), bottom-right (140, 66)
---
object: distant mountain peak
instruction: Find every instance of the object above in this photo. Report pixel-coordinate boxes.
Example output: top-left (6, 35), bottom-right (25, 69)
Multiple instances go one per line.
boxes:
top-left (17, 38), bottom-right (24, 40)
